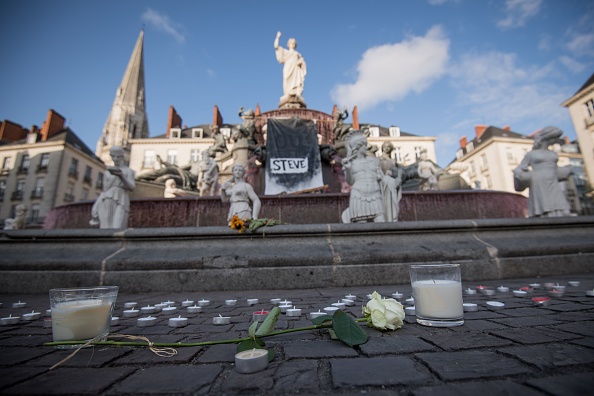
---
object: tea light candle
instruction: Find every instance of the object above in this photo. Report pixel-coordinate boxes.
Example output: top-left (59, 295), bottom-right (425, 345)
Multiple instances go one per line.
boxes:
top-left (246, 298), bottom-right (259, 306)
top-left (586, 290), bottom-right (594, 297)
top-left (366, 294), bottom-right (373, 300)
top-left (543, 283), bottom-right (555, 291)
top-left (331, 301), bottom-right (346, 310)
top-left (198, 299), bottom-right (210, 307)
top-left (235, 348), bottom-right (269, 374)
top-left (519, 286), bottom-right (533, 293)
top-left (323, 306), bottom-right (339, 315)
top-left (463, 303), bottom-right (478, 312)
top-left (529, 283), bottom-right (541, 289)
top-left (486, 301), bottom-right (505, 311)
top-left (475, 285), bottom-right (488, 292)
top-left (111, 316), bottom-right (120, 326)
top-left (278, 304), bottom-right (292, 313)
top-left (464, 288), bottom-right (477, 295)
top-left (168, 315), bottom-right (188, 328)
top-left (552, 284), bottom-right (566, 292)
top-left (405, 306), bottom-right (416, 316)
top-left (12, 301), bottom-right (26, 309)
top-left (124, 302), bottom-right (137, 309)
top-left (137, 316), bottom-right (157, 327)
top-left (22, 311), bottom-right (41, 321)
top-left (513, 290), bottom-right (527, 297)
top-left (548, 289), bottom-right (564, 298)
top-left (568, 281), bottom-right (580, 287)
top-left (405, 297), bottom-right (415, 305)
top-left (187, 305), bottom-right (202, 313)
top-left (161, 306), bottom-right (177, 315)
top-left (45, 309), bottom-right (52, 316)
top-left (279, 300), bottom-right (292, 306)
top-left (532, 297), bottom-right (551, 307)
top-left (391, 292), bottom-right (403, 300)
top-left (496, 286), bottom-right (510, 293)
top-left (1, 314), bottom-right (20, 325)
top-left (141, 305), bottom-right (157, 314)
top-left (213, 314), bottom-right (231, 325)
top-left (123, 309), bottom-right (140, 317)
top-left (252, 310), bottom-right (269, 322)
top-left (341, 298), bottom-right (355, 306)
top-left (181, 300), bottom-right (194, 307)
top-left (154, 303), bottom-right (169, 310)
top-left (43, 318), bottom-right (52, 328)
top-left (345, 294), bottom-right (356, 300)
top-left (270, 298), bottom-right (281, 305)
top-left (162, 300), bottom-right (175, 306)
top-left (286, 306), bottom-right (302, 317)
top-left (309, 310), bottom-right (327, 319)
top-left (481, 288), bottom-right (496, 296)
top-left (225, 299), bottom-right (237, 306)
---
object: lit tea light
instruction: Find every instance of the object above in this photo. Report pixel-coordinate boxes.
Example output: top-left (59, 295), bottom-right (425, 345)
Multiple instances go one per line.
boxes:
top-left (309, 310), bottom-right (327, 319)
top-left (187, 305), bottom-right (202, 314)
top-left (22, 311), bottom-right (41, 321)
top-left (513, 290), bottom-right (527, 297)
top-left (161, 306), bottom-right (177, 315)
top-left (568, 281), bottom-right (580, 287)
top-left (323, 307), bottom-right (339, 315)
top-left (486, 301), bottom-right (505, 311)
top-left (331, 301), bottom-right (346, 310)
top-left (532, 297), bottom-right (551, 307)
top-left (1, 314), bottom-right (20, 325)
top-left (197, 299), bottom-right (210, 307)
top-left (405, 306), bottom-right (416, 316)
top-left (270, 298), bottom-right (281, 305)
top-left (124, 302), bottom-right (137, 309)
top-left (496, 286), bottom-right (510, 293)
top-left (225, 299), bottom-right (237, 306)
top-left (137, 316), bottom-right (157, 327)
top-left (140, 305), bottom-right (157, 314)
top-left (181, 300), bottom-right (195, 307)
top-left (252, 310), bottom-right (269, 322)
top-left (278, 304), bottom-right (292, 313)
top-left (391, 292), bottom-right (403, 300)
top-left (464, 288), bottom-right (477, 295)
top-left (235, 348), bottom-right (269, 374)
top-left (111, 316), bottom-right (120, 326)
top-left (475, 285), bottom-right (488, 292)
top-left (463, 303), bottom-right (478, 312)
top-left (213, 314), bottom-right (231, 325)
top-left (12, 301), bottom-right (26, 309)
top-left (286, 306), bottom-right (302, 317)
top-left (168, 315), bottom-right (188, 328)
top-left (341, 298), bottom-right (355, 306)
top-left (122, 309), bottom-right (140, 318)
top-left (548, 289), bottom-right (564, 298)
top-left (246, 298), bottom-right (259, 306)
top-left (519, 286), bottom-right (533, 293)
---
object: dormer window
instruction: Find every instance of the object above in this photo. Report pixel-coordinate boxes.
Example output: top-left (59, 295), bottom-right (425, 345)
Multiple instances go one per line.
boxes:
top-left (192, 128), bottom-right (204, 139)
top-left (170, 128), bottom-right (181, 139)
top-left (466, 142), bottom-right (474, 152)
top-left (389, 126), bottom-right (400, 137)
top-left (456, 149), bottom-right (463, 160)
top-left (368, 127), bottom-right (380, 137)
top-left (26, 133), bottom-right (38, 144)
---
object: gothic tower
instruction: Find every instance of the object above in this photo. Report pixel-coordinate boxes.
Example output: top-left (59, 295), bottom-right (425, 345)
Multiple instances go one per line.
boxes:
top-left (96, 30), bottom-right (149, 164)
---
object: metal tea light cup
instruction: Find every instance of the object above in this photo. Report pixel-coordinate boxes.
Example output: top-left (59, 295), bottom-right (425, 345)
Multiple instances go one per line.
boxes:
top-left (49, 286), bottom-right (119, 348)
top-left (409, 264), bottom-right (464, 327)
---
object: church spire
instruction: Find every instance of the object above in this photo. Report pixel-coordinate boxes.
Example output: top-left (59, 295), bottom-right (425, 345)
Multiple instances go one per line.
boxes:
top-left (96, 30), bottom-right (149, 164)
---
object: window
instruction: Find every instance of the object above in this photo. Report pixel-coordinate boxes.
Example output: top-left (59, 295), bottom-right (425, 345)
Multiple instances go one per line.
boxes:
top-left (192, 128), bottom-right (204, 139)
top-left (481, 154), bottom-right (488, 170)
top-left (470, 161), bottom-right (476, 176)
top-left (485, 175), bottom-right (492, 189)
top-left (12, 179), bottom-right (25, 200)
top-left (506, 148), bottom-right (515, 164)
top-left (2, 157), bottom-right (11, 170)
top-left (16, 179), bottom-right (25, 192)
top-left (30, 204), bottom-right (41, 224)
top-left (64, 183), bottom-right (75, 202)
top-left (96, 172), bottom-right (104, 189)
top-left (389, 127), bottom-right (400, 137)
top-left (83, 166), bottom-right (92, 184)
top-left (82, 188), bottom-right (89, 200)
top-left (32, 178), bottom-right (44, 199)
top-left (20, 154), bottom-right (30, 172)
top-left (167, 150), bottom-right (178, 165)
top-left (368, 127), bottom-right (380, 137)
top-left (69, 158), bottom-right (79, 178)
top-left (143, 150), bottom-right (155, 168)
top-left (393, 147), bottom-right (402, 164)
top-left (456, 150), bottom-right (463, 160)
top-left (170, 128), bottom-right (181, 139)
top-left (39, 153), bottom-right (50, 169)
top-left (0, 180), bottom-right (5, 201)
top-left (466, 142), bottom-right (474, 152)
top-left (585, 98), bottom-right (594, 117)
top-left (414, 147), bottom-right (423, 160)
top-left (191, 149), bottom-right (201, 162)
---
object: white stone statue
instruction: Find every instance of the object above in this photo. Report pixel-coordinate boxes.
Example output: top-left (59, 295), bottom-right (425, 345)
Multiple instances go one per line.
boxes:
top-left (417, 150), bottom-right (439, 191)
top-left (513, 126), bottom-right (573, 217)
top-left (341, 131), bottom-right (400, 223)
top-left (164, 179), bottom-right (186, 198)
top-left (198, 150), bottom-right (219, 197)
top-left (221, 164), bottom-right (261, 224)
top-left (90, 146), bottom-right (135, 229)
top-left (274, 31), bottom-right (307, 107)
top-left (4, 204), bottom-right (27, 230)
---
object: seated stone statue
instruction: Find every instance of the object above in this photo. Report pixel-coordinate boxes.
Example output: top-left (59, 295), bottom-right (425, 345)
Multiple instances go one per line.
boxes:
top-left (417, 150), bottom-right (439, 191)
top-left (221, 164), bottom-right (261, 224)
top-left (164, 179), bottom-right (187, 198)
top-left (207, 125), bottom-right (228, 157)
top-left (4, 204), bottom-right (27, 230)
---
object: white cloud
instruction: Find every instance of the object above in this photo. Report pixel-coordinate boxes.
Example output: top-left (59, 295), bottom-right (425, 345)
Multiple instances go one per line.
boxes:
top-left (497, 0), bottom-right (542, 30)
top-left (331, 26), bottom-right (449, 110)
top-left (558, 56), bottom-right (586, 73)
top-left (141, 9), bottom-right (185, 44)
top-left (566, 32), bottom-right (594, 57)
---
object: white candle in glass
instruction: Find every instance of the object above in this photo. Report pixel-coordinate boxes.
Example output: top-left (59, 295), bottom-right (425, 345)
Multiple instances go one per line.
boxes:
top-left (412, 280), bottom-right (463, 319)
top-left (52, 300), bottom-right (112, 341)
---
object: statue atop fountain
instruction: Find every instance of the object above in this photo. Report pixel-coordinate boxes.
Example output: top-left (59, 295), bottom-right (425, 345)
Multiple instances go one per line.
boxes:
top-left (207, 124), bottom-right (228, 158)
top-left (4, 204), bottom-right (27, 230)
top-left (198, 150), bottom-right (219, 196)
top-left (274, 31), bottom-right (307, 109)
top-left (164, 179), bottom-right (187, 198)
top-left (417, 150), bottom-right (440, 191)
top-left (221, 164), bottom-right (261, 224)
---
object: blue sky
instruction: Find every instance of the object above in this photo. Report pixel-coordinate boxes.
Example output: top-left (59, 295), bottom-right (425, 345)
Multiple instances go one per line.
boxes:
top-left (1, 0), bottom-right (592, 166)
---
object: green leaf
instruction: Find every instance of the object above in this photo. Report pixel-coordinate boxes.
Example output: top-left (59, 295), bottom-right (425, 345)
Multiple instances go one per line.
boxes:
top-left (267, 349), bottom-right (276, 362)
top-left (328, 328), bottom-right (338, 340)
top-left (332, 309), bottom-right (368, 347)
top-left (248, 321), bottom-right (258, 339)
top-left (255, 307), bottom-right (281, 337)
top-left (311, 315), bottom-right (332, 325)
top-left (236, 338), bottom-right (265, 353)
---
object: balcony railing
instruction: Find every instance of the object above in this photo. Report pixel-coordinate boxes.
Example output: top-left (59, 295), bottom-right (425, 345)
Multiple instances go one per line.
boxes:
top-left (68, 169), bottom-right (79, 180)
top-left (30, 188), bottom-right (44, 199)
top-left (63, 193), bottom-right (75, 202)
top-left (83, 176), bottom-right (92, 185)
top-left (0, 169), bottom-right (10, 176)
top-left (11, 190), bottom-right (24, 201)
top-left (36, 164), bottom-right (49, 173)
top-left (17, 166), bottom-right (29, 175)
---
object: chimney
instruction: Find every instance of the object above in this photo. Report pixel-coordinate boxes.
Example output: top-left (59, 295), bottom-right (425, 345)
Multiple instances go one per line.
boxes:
top-left (213, 105), bottom-right (223, 127)
top-left (0, 120), bottom-right (29, 142)
top-left (352, 106), bottom-right (359, 130)
top-left (255, 104), bottom-right (261, 116)
top-left (503, 125), bottom-right (510, 131)
top-left (475, 125), bottom-right (487, 138)
top-left (166, 106), bottom-right (182, 137)
top-left (460, 136), bottom-right (467, 149)
top-left (40, 109), bottom-right (65, 141)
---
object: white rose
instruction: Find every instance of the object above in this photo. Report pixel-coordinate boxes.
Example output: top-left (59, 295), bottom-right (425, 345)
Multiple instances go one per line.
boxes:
top-left (362, 291), bottom-right (405, 331)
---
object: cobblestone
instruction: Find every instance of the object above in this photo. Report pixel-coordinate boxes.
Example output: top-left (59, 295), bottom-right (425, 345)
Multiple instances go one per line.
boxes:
top-left (0, 274), bottom-right (593, 395)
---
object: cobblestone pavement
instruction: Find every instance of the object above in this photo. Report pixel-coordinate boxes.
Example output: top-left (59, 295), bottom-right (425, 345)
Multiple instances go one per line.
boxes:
top-left (1, 274), bottom-right (593, 395)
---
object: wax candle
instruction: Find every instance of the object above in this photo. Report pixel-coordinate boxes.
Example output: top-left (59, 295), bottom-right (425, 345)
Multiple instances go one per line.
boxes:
top-left (12, 301), bottom-right (26, 309)
top-left (309, 310), bottom-right (326, 319)
top-left (168, 315), bottom-right (188, 328)
top-left (123, 309), bottom-right (140, 318)
top-left (552, 284), bottom-right (566, 292)
top-left (111, 316), bottom-right (120, 326)
top-left (161, 306), bottom-right (177, 315)
top-left (568, 281), bottom-right (580, 287)
top-left (187, 305), bottom-right (202, 313)
top-left (391, 292), bottom-right (403, 300)
top-left (225, 299), bottom-right (237, 306)
top-left (532, 297), bottom-right (551, 306)
top-left (52, 300), bottom-right (112, 341)
top-left (463, 303), bottom-right (478, 312)
top-left (496, 286), bottom-right (510, 293)
top-left (481, 288), bottom-right (496, 296)
top-left (286, 306), bottom-right (302, 317)
top-left (512, 290), bottom-right (527, 297)
top-left (341, 298), bottom-right (355, 306)
top-left (1, 314), bottom-right (20, 325)
top-left (279, 300), bottom-right (292, 306)
top-left (45, 309), bottom-right (52, 316)
top-left (246, 298), bottom-right (259, 306)
top-left (366, 294), bottom-right (373, 300)
top-left (323, 307), bottom-right (339, 315)
top-left (181, 300), bottom-right (194, 307)
top-left (22, 311), bottom-right (41, 321)
top-left (137, 316), bottom-right (157, 327)
top-left (548, 289), bottom-right (564, 298)
top-left (486, 301), bottom-right (505, 310)
top-left (405, 306), bottom-right (416, 316)
top-left (235, 348), bottom-right (269, 374)
top-left (345, 294), bottom-right (356, 300)
top-left (529, 283), bottom-right (541, 289)
top-left (278, 304), bottom-right (292, 313)
top-left (331, 301), bottom-right (346, 310)
top-left (405, 297), bottom-right (415, 306)
top-left (520, 286), bottom-right (533, 293)
top-left (475, 285), bottom-right (488, 292)
top-left (141, 305), bottom-right (157, 314)
top-left (270, 298), bottom-right (281, 305)
top-left (252, 310), bottom-right (269, 322)
top-left (213, 314), bottom-right (231, 325)
top-left (198, 299), bottom-right (210, 307)
top-left (124, 302), bottom-right (137, 309)
top-left (412, 280), bottom-right (463, 319)
top-left (162, 300), bottom-right (175, 306)
top-left (543, 283), bottom-right (555, 291)
top-left (586, 290), bottom-right (594, 297)
top-left (154, 303), bottom-right (169, 310)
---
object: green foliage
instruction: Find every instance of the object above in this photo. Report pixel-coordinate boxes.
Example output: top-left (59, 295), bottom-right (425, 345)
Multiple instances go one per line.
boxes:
top-left (331, 309), bottom-right (368, 347)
